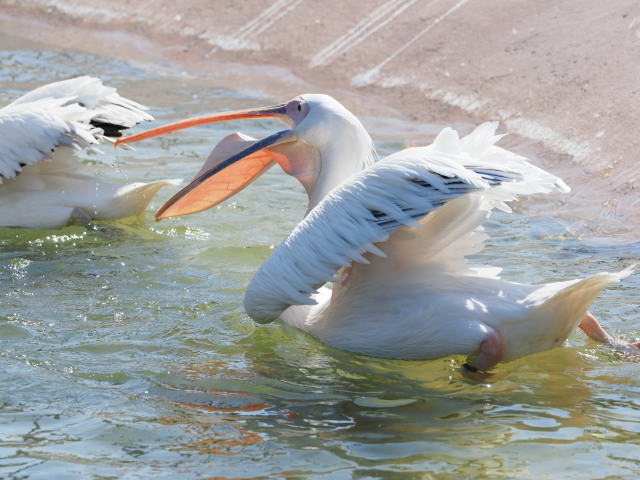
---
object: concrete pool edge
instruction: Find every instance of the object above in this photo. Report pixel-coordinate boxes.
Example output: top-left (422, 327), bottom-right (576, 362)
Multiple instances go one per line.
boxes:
top-left (0, 1), bottom-right (638, 234)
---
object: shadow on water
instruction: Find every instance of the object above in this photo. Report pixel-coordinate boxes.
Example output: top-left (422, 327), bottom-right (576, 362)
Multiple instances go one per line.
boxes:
top-left (1, 32), bottom-right (639, 480)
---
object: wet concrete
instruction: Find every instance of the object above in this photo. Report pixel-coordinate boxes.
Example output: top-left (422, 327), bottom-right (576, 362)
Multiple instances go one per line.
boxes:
top-left (0, 0), bottom-right (638, 232)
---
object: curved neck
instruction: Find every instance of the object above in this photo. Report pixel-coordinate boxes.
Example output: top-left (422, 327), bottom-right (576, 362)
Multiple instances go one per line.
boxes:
top-left (306, 132), bottom-right (374, 213)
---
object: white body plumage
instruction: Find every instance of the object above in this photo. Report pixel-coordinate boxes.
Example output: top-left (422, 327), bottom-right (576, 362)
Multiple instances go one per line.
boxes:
top-left (246, 121), bottom-right (628, 362)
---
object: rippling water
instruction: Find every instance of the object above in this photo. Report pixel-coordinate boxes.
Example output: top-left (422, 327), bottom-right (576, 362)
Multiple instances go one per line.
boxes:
top-left (1, 33), bottom-right (639, 479)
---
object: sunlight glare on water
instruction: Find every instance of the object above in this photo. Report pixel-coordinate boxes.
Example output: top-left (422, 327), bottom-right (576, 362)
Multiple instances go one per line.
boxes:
top-left (1, 33), bottom-right (639, 479)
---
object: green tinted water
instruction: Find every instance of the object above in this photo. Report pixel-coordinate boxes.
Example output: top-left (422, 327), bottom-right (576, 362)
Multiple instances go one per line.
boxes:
top-left (1, 34), bottom-right (639, 479)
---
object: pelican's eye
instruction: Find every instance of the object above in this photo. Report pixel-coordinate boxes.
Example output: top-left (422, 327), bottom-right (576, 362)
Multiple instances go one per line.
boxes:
top-left (286, 97), bottom-right (310, 124)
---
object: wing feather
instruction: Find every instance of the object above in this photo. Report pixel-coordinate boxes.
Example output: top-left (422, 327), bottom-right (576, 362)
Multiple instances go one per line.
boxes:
top-left (0, 76), bottom-right (153, 183)
top-left (244, 122), bottom-right (569, 323)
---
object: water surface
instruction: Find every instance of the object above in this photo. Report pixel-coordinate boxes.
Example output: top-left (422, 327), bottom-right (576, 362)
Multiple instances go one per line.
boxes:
top-left (1, 33), bottom-right (639, 479)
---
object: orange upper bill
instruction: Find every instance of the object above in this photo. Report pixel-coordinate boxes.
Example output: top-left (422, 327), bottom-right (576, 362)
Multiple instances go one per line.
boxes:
top-left (114, 103), bottom-right (288, 147)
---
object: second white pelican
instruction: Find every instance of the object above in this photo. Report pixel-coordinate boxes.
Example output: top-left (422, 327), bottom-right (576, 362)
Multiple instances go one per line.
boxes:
top-left (0, 76), bottom-right (181, 229)
top-left (117, 94), bottom-right (637, 371)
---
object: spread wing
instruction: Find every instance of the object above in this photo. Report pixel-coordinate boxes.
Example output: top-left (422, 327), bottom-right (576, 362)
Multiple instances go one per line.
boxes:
top-left (0, 76), bottom-right (153, 183)
top-left (244, 122), bottom-right (570, 323)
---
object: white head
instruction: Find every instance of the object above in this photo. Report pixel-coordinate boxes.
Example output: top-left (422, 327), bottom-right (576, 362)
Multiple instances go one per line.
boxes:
top-left (280, 94), bottom-right (374, 209)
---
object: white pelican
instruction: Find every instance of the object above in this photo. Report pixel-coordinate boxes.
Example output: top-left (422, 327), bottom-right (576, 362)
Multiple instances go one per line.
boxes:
top-left (0, 76), bottom-right (181, 229)
top-left (117, 94), bottom-right (637, 371)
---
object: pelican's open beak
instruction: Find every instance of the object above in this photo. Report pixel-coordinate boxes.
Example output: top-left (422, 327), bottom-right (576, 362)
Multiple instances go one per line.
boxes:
top-left (156, 129), bottom-right (296, 220)
top-left (115, 103), bottom-right (295, 220)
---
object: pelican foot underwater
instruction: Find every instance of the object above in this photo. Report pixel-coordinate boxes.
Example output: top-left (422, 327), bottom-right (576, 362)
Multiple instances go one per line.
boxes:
top-left (0, 76), bottom-right (181, 229)
top-left (117, 94), bottom-right (638, 371)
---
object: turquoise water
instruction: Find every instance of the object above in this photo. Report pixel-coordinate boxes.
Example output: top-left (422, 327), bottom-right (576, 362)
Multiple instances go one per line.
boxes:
top-left (1, 34), bottom-right (639, 479)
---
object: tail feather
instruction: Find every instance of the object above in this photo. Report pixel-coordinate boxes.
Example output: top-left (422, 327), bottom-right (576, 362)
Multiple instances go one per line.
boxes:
top-left (96, 178), bottom-right (183, 220)
top-left (546, 272), bottom-right (622, 313)
top-left (502, 267), bottom-right (633, 361)
top-left (535, 268), bottom-right (632, 328)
